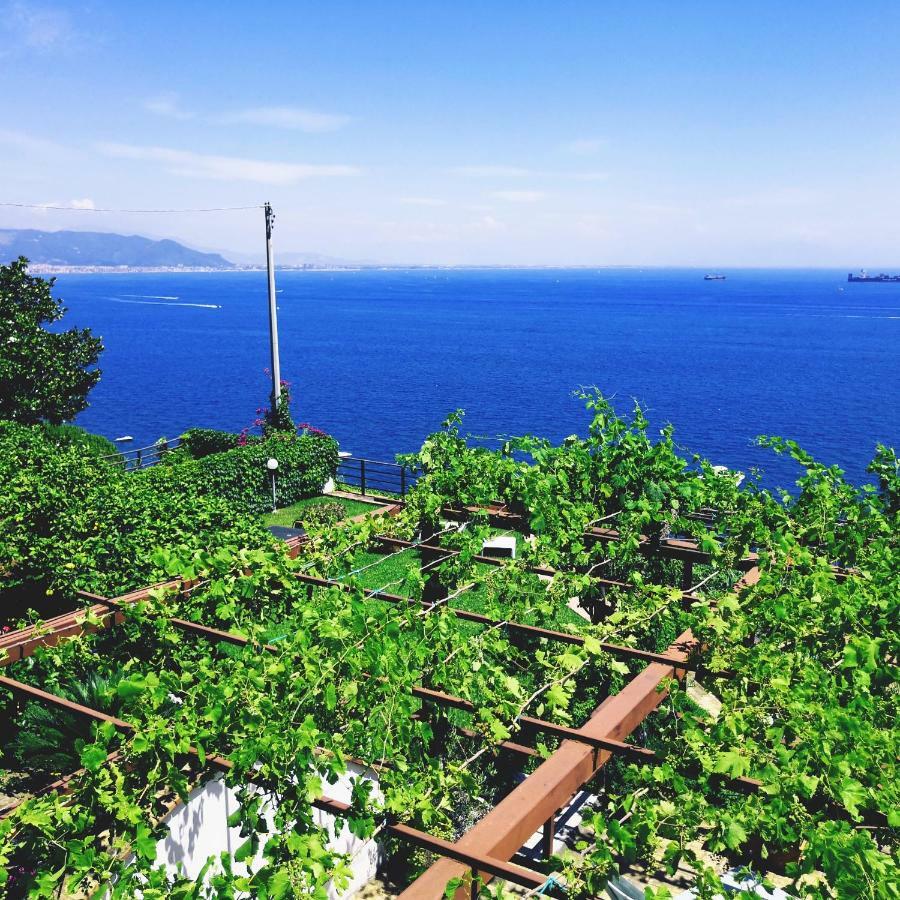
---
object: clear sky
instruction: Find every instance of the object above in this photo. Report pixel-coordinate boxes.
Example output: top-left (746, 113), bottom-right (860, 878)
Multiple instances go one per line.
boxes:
top-left (2, 1), bottom-right (899, 266)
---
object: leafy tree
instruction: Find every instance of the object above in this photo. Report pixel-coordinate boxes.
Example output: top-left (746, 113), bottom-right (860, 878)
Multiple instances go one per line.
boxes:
top-left (0, 257), bottom-right (103, 425)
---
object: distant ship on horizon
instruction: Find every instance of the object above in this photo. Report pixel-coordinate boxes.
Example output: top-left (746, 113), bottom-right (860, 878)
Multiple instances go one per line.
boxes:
top-left (848, 270), bottom-right (900, 283)
top-left (704, 273), bottom-right (726, 281)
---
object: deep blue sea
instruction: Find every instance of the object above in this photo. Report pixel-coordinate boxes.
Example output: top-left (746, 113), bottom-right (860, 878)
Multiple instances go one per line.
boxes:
top-left (54, 268), bottom-right (899, 490)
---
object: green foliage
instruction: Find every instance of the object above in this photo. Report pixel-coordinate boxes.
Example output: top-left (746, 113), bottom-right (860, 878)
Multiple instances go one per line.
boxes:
top-left (170, 431), bottom-right (338, 515)
top-left (0, 421), bottom-right (270, 604)
top-left (263, 495), bottom-right (375, 528)
top-left (7, 671), bottom-right (125, 776)
top-left (0, 393), bottom-right (896, 898)
top-left (179, 427), bottom-right (248, 458)
top-left (34, 423), bottom-right (117, 457)
top-left (293, 500), bottom-right (346, 529)
top-left (0, 257), bottom-right (103, 425)
top-left (261, 380), bottom-right (296, 436)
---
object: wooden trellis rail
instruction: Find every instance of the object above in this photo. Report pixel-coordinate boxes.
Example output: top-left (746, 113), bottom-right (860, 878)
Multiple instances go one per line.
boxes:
top-left (6, 493), bottom-right (865, 898)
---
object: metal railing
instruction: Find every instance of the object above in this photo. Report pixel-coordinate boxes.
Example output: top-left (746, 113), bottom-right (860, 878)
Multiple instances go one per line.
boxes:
top-left (101, 437), bottom-right (182, 471)
top-left (336, 455), bottom-right (414, 498)
top-left (101, 442), bottom-right (413, 497)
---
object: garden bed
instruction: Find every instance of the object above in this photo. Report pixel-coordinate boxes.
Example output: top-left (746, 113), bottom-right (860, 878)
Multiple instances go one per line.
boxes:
top-left (263, 494), bottom-right (390, 529)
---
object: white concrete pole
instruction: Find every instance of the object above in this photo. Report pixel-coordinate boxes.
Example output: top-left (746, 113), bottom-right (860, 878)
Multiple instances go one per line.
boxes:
top-left (265, 202), bottom-right (281, 404)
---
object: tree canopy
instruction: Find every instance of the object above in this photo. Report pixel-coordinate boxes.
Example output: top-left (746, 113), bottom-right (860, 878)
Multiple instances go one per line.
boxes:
top-left (0, 257), bottom-right (103, 425)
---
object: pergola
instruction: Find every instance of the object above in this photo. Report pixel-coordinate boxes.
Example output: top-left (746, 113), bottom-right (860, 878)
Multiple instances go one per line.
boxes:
top-left (0, 496), bottom-right (784, 898)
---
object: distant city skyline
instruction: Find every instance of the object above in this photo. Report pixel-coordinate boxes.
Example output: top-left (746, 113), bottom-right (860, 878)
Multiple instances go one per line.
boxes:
top-left (2, 1), bottom-right (899, 266)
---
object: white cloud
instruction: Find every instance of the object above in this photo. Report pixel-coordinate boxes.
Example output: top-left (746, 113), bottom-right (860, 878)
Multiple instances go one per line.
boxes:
top-left (145, 93), bottom-right (194, 121)
top-left (26, 198), bottom-right (95, 213)
top-left (489, 190), bottom-right (546, 203)
top-left (474, 214), bottom-right (504, 232)
top-left (561, 137), bottom-right (607, 155)
top-left (452, 164), bottom-right (608, 182)
top-left (218, 106), bottom-right (350, 132)
top-left (723, 187), bottom-right (824, 208)
top-left (96, 142), bottom-right (362, 185)
top-left (452, 165), bottom-right (532, 178)
top-left (142, 96), bottom-right (348, 131)
top-left (5, 1), bottom-right (73, 49)
top-left (399, 196), bottom-right (447, 207)
top-left (0, 128), bottom-right (63, 154)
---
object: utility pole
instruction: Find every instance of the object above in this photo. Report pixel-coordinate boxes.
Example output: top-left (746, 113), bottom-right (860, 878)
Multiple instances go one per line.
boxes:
top-left (264, 201), bottom-right (281, 405)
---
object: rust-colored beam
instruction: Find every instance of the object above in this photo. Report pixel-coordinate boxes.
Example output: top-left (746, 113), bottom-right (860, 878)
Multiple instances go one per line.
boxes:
top-left (399, 562), bottom-right (762, 898)
top-left (376, 534), bottom-right (642, 589)
top-left (0, 581), bottom-right (178, 668)
top-left (0, 674), bottom-right (555, 894)
top-left (439, 503), bottom-right (759, 571)
top-left (0, 751), bottom-right (122, 819)
top-left (373, 531), bottom-right (706, 609)
top-left (398, 627), bottom-right (696, 899)
top-left (90, 592), bottom-right (662, 759)
top-left (295, 573), bottom-right (717, 674)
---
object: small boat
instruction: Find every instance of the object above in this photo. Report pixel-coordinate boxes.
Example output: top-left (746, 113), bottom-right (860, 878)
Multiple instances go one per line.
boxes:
top-left (114, 435), bottom-right (133, 443)
top-left (704, 273), bottom-right (726, 281)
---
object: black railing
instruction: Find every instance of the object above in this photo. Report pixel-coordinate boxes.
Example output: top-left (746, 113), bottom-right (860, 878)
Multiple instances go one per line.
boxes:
top-left (101, 437), bottom-right (182, 471)
top-left (336, 455), bottom-right (414, 498)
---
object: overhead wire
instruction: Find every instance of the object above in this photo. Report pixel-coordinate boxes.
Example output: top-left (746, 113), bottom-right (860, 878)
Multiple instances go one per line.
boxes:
top-left (0, 201), bottom-right (262, 213)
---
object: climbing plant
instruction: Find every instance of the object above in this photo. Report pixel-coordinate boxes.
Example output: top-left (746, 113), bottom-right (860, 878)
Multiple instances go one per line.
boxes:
top-left (0, 394), bottom-right (896, 898)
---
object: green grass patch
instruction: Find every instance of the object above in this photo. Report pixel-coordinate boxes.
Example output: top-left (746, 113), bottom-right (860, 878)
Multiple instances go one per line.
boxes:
top-left (262, 494), bottom-right (380, 528)
top-left (348, 549), bottom-right (422, 596)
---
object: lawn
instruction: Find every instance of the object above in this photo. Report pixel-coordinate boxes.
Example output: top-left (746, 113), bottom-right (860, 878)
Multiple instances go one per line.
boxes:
top-left (349, 548), bottom-right (422, 595)
top-left (262, 494), bottom-right (383, 528)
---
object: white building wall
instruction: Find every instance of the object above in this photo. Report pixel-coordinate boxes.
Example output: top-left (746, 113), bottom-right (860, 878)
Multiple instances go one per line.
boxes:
top-left (127, 763), bottom-right (380, 898)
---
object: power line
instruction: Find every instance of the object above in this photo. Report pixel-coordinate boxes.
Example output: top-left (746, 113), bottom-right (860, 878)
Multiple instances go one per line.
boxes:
top-left (0, 201), bottom-right (262, 213)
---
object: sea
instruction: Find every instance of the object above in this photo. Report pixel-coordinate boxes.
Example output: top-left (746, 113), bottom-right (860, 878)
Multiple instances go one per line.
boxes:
top-left (52, 267), bottom-right (900, 491)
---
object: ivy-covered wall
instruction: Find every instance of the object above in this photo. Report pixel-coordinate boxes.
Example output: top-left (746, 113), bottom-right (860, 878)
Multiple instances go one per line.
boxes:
top-left (163, 430), bottom-right (339, 515)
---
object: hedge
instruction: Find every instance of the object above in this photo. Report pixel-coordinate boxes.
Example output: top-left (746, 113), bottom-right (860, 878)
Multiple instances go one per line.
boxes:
top-left (178, 428), bottom-right (253, 458)
top-left (38, 423), bottom-right (117, 458)
top-left (157, 431), bottom-right (339, 515)
top-left (0, 422), bottom-right (270, 615)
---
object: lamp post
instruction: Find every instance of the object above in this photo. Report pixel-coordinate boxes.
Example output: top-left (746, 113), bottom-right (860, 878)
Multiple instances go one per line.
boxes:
top-left (267, 457), bottom-right (279, 511)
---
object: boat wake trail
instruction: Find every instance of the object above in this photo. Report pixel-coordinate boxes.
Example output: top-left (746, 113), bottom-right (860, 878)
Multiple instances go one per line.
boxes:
top-left (107, 297), bottom-right (220, 309)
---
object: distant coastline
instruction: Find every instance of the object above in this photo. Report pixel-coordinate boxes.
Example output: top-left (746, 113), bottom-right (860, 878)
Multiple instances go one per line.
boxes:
top-left (26, 264), bottom-right (363, 275)
top-left (25, 263), bottom-right (713, 275)
top-left (24, 262), bottom-right (893, 275)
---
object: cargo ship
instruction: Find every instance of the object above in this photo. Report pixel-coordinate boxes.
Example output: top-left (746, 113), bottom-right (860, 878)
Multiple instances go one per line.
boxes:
top-left (848, 270), bottom-right (900, 283)
top-left (704, 273), bottom-right (726, 281)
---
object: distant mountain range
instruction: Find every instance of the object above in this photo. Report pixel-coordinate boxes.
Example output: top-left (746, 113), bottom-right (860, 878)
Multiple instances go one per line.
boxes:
top-left (0, 228), bottom-right (233, 268)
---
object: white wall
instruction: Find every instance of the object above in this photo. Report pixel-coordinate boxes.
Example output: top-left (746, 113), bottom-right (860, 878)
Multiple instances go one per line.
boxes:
top-left (127, 763), bottom-right (381, 898)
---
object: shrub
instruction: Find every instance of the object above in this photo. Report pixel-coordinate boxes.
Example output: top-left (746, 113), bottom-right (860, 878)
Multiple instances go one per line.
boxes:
top-left (258, 379), bottom-right (296, 437)
top-left (37, 423), bottom-right (117, 458)
top-left (7, 671), bottom-right (125, 776)
top-left (0, 421), bottom-right (270, 613)
top-left (179, 427), bottom-right (244, 458)
top-left (294, 500), bottom-right (346, 530)
top-left (170, 431), bottom-right (339, 515)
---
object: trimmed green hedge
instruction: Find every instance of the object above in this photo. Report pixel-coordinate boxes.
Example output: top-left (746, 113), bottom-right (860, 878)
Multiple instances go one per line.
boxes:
top-left (161, 431), bottom-right (338, 515)
top-left (0, 422), bottom-right (271, 613)
top-left (179, 428), bottom-right (255, 458)
top-left (38, 423), bottom-right (117, 457)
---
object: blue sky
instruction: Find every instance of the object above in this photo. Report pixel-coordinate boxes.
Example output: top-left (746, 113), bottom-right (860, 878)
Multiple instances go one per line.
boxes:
top-left (2, 1), bottom-right (899, 265)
